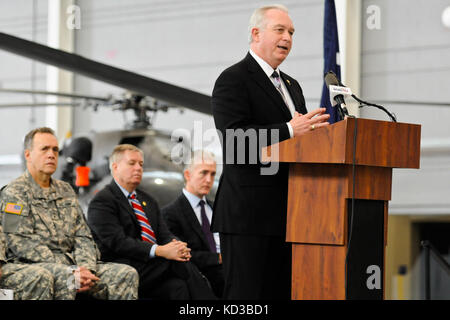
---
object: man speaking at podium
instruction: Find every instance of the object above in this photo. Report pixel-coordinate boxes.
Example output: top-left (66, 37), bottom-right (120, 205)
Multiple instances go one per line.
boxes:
top-left (211, 4), bottom-right (329, 299)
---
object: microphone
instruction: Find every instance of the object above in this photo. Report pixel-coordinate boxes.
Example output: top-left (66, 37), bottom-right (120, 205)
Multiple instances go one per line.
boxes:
top-left (329, 85), bottom-right (352, 107)
top-left (324, 71), bottom-right (349, 120)
top-left (324, 70), bottom-right (397, 122)
top-left (324, 70), bottom-right (342, 86)
top-left (325, 71), bottom-right (347, 105)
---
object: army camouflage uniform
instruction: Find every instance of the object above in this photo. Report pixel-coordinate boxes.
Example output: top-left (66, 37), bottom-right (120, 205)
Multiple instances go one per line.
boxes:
top-left (0, 224), bottom-right (54, 300)
top-left (0, 171), bottom-right (138, 300)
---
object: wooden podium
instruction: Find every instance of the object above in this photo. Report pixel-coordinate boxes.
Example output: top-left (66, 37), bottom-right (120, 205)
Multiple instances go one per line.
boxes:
top-left (263, 118), bottom-right (421, 300)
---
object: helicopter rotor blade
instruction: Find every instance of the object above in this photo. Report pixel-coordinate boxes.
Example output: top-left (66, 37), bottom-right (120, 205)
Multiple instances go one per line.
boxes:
top-left (0, 88), bottom-right (110, 101)
top-left (0, 102), bottom-right (82, 108)
top-left (0, 32), bottom-right (212, 115)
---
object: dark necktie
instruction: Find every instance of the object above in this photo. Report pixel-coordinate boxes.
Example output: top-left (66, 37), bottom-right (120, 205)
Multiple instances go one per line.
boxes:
top-left (199, 200), bottom-right (216, 253)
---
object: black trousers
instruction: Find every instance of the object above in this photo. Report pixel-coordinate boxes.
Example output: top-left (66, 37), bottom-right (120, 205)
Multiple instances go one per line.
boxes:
top-left (220, 233), bottom-right (292, 300)
top-left (136, 257), bottom-right (217, 300)
top-left (200, 264), bottom-right (225, 299)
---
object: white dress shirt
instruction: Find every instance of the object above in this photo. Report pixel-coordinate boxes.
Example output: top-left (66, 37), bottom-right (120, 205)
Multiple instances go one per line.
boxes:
top-left (249, 49), bottom-right (296, 137)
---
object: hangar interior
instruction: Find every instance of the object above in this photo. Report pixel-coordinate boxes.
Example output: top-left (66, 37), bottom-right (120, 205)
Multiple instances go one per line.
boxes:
top-left (0, 0), bottom-right (449, 299)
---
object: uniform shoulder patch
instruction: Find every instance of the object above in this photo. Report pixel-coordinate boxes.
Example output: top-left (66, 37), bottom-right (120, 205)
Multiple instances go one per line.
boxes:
top-left (4, 203), bottom-right (23, 215)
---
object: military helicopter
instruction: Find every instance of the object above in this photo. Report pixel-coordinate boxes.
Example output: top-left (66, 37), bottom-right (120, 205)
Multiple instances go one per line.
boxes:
top-left (0, 32), bottom-right (218, 211)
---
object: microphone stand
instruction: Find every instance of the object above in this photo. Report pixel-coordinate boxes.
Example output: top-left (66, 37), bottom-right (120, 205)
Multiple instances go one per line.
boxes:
top-left (336, 103), bottom-right (349, 121)
top-left (351, 94), bottom-right (397, 122)
top-left (326, 71), bottom-right (397, 122)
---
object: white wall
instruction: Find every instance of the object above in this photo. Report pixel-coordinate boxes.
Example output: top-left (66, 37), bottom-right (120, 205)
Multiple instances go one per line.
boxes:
top-left (0, 0), bottom-right (49, 185)
top-left (71, 0), bottom-right (325, 135)
top-left (0, 0), bottom-right (49, 156)
top-left (360, 0), bottom-right (450, 214)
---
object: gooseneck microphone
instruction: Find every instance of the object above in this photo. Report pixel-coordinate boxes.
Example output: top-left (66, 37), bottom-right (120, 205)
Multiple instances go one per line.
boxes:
top-left (323, 71), bottom-right (397, 122)
top-left (324, 71), bottom-right (349, 120)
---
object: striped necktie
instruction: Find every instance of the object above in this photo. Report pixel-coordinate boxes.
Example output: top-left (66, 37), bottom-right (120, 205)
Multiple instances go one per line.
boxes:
top-left (129, 193), bottom-right (156, 244)
top-left (271, 70), bottom-right (289, 107)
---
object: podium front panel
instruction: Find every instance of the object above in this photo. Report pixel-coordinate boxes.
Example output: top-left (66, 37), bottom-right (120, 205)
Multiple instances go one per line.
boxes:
top-left (286, 163), bottom-right (391, 245)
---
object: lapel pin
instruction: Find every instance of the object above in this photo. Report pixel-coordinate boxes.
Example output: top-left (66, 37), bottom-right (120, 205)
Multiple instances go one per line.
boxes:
top-left (286, 79), bottom-right (291, 85)
top-left (142, 201), bottom-right (147, 206)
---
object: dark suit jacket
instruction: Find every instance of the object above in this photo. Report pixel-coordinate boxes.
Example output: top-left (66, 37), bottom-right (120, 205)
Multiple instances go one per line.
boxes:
top-left (211, 52), bottom-right (307, 237)
top-left (162, 194), bottom-right (219, 270)
top-left (87, 180), bottom-right (175, 271)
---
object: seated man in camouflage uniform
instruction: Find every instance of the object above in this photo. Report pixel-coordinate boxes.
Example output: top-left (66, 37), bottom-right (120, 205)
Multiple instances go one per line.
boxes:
top-left (1, 224), bottom-right (54, 300)
top-left (0, 127), bottom-right (139, 300)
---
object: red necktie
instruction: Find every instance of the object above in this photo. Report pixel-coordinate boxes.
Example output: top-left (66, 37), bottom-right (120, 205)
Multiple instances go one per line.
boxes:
top-left (129, 193), bottom-right (156, 244)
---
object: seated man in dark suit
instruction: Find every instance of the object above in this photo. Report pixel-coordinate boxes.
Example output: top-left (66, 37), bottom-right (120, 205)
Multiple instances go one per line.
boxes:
top-left (87, 144), bottom-right (216, 300)
top-left (162, 150), bottom-right (224, 298)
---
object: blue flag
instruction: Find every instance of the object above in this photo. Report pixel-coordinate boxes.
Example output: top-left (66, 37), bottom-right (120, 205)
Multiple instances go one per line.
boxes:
top-left (320, 0), bottom-right (341, 124)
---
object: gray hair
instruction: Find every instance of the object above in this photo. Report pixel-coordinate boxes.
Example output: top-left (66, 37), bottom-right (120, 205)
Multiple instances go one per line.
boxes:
top-left (24, 127), bottom-right (56, 151)
top-left (184, 150), bottom-right (216, 172)
top-left (248, 4), bottom-right (289, 43)
top-left (109, 144), bottom-right (144, 171)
